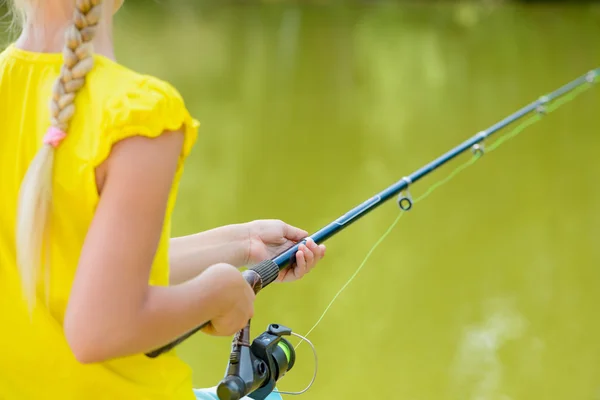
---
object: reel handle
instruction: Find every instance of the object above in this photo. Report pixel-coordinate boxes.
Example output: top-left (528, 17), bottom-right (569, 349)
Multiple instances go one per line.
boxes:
top-left (144, 260), bottom-right (281, 358)
top-left (217, 376), bottom-right (247, 400)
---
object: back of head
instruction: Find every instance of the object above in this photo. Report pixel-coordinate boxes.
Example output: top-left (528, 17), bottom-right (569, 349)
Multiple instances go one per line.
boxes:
top-left (15, 0), bottom-right (104, 311)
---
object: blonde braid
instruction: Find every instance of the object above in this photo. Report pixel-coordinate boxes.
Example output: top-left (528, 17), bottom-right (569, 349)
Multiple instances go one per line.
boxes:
top-left (8, 1), bottom-right (27, 29)
top-left (16, 0), bottom-right (103, 310)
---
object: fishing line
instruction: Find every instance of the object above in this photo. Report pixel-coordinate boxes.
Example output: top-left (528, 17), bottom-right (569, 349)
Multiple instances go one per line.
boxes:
top-left (139, 70), bottom-right (596, 400)
top-left (147, 72), bottom-right (597, 400)
top-left (294, 76), bottom-right (597, 349)
top-left (295, 210), bottom-right (405, 348)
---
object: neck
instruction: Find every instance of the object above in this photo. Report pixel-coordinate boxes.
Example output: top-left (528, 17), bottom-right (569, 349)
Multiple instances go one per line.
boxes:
top-left (14, 3), bottom-right (116, 60)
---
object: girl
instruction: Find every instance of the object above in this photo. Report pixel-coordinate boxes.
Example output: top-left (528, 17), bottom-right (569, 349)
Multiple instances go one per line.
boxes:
top-left (0, 1), bottom-right (326, 399)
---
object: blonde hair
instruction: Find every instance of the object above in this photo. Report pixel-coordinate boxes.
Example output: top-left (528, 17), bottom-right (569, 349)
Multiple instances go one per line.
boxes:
top-left (16, 0), bottom-right (103, 310)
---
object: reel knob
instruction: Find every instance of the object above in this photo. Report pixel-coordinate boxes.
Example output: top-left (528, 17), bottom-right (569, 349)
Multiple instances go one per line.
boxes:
top-left (217, 376), bottom-right (246, 400)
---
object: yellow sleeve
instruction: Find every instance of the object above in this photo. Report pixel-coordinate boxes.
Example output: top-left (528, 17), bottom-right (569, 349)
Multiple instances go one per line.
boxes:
top-left (92, 76), bottom-right (200, 168)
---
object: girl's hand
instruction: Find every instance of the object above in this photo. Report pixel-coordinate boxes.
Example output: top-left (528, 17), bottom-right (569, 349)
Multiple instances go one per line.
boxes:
top-left (199, 264), bottom-right (256, 337)
top-left (245, 219), bottom-right (326, 282)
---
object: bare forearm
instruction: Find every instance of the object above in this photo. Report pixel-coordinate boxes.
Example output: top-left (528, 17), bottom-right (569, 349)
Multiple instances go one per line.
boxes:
top-left (112, 271), bottom-right (224, 356)
top-left (169, 224), bottom-right (249, 285)
top-left (67, 264), bottom-right (235, 362)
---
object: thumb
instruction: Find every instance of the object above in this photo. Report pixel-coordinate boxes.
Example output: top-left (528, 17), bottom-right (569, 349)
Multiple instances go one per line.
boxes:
top-left (282, 223), bottom-right (308, 242)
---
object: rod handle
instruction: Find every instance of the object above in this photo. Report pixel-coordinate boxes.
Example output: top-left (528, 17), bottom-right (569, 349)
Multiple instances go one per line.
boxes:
top-left (243, 259), bottom-right (280, 291)
top-left (144, 260), bottom-right (280, 358)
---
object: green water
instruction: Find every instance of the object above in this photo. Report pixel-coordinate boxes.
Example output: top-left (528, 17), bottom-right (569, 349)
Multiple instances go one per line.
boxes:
top-left (114, 3), bottom-right (600, 399)
top-left (12, 1), bottom-right (600, 398)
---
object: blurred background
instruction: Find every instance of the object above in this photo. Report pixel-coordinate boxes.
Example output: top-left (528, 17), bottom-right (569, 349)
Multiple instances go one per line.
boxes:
top-left (4, 0), bottom-right (600, 399)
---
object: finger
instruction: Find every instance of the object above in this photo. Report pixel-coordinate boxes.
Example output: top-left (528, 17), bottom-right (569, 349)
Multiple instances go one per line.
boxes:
top-left (294, 249), bottom-right (308, 279)
top-left (300, 243), bottom-right (314, 270)
top-left (283, 223), bottom-right (309, 242)
top-left (319, 244), bottom-right (326, 258)
top-left (276, 269), bottom-right (288, 282)
top-left (304, 238), bottom-right (320, 265)
top-left (313, 242), bottom-right (326, 261)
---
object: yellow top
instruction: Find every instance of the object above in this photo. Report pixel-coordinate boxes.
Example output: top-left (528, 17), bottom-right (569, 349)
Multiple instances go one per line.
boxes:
top-left (0, 44), bottom-right (199, 400)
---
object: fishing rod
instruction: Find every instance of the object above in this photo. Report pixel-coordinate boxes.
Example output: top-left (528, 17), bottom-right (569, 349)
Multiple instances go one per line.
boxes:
top-left (146, 68), bottom-right (598, 399)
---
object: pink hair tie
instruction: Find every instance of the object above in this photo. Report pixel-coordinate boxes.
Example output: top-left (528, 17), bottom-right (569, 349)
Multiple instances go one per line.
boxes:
top-left (43, 126), bottom-right (67, 148)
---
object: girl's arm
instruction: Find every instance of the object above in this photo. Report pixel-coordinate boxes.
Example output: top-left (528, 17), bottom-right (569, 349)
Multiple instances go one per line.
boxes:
top-left (63, 130), bottom-right (255, 364)
top-left (168, 224), bottom-right (250, 285)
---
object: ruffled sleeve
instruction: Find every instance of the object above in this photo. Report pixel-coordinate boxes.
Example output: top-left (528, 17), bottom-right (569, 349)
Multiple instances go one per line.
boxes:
top-left (92, 76), bottom-right (200, 168)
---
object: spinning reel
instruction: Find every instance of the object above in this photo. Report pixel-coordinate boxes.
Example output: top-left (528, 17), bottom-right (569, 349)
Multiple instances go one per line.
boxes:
top-left (216, 323), bottom-right (296, 400)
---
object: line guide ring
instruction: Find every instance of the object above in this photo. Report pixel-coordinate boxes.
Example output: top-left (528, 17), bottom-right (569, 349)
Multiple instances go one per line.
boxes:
top-left (397, 176), bottom-right (413, 211)
top-left (471, 131), bottom-right (486, 157)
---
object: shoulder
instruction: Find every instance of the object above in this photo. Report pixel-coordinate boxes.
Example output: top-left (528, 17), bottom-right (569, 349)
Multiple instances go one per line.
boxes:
top-left (86, 56), bottom-right (200, 168)
top-left (89, 55), bottom-right (192, 125)
top-left (90, 56), bottom-right (187, 106)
